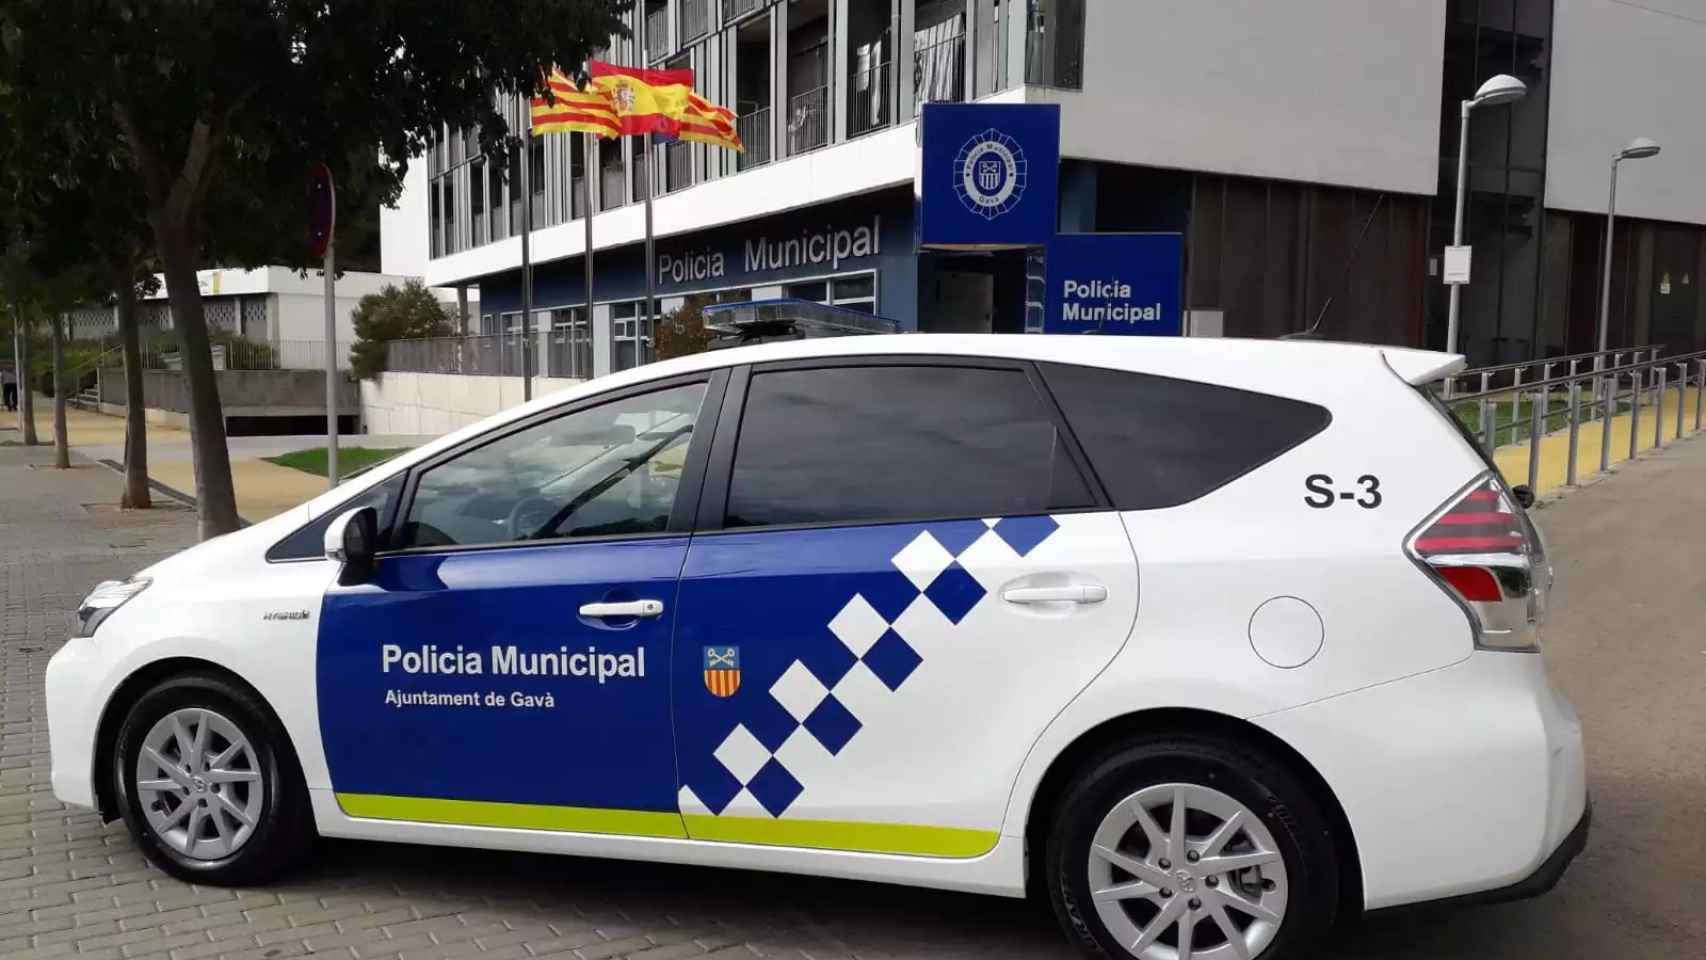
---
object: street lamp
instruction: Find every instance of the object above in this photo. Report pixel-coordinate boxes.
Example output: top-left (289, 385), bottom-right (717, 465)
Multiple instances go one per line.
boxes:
top-left (1596, 137), bottom-right (1662, 358)
top-left (1445, 74), bottom-right (1528, 365)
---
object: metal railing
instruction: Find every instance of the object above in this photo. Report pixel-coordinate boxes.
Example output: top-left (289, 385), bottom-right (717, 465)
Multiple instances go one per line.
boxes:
top-left (95, 338), bottom-right (338, 372)
top-left (914, 32), bottom-right (966, 107)
top-left (724, 0), bottom-right (765, 21)
top-left (600, 165), bottom-right (627, 210)
top-left (665, 140), bottom-right (692, 193)
top-left (678, 0), bottom-right (709, 43)
top-left (385, 332), bottom-right (591, 381)
top-left (737, 107), bottom-right (772, 169)
top-left (645, 7), bottom-right (670, 60)
top-left (848, 59), bottom-right (892, 138)
top-left (1440, 345), bottom-right (1706, 495)
top-left (786, 85), bottom-right (829, 155)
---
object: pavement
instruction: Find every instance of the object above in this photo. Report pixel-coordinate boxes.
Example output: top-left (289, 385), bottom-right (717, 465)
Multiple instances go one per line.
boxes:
top-left (3, 421), bottom-right (1706, 959)
top-left (7, 399), bottom-right (431, 522)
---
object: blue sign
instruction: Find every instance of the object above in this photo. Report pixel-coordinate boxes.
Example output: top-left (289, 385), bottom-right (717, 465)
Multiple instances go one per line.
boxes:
top-left (918, 103), bottom-right (1059, 247)
top-left (1044, 234), bottom-right (1184, 336)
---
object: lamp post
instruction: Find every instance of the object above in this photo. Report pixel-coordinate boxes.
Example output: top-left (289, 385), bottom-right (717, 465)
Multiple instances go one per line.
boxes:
top-left (1445, 74), bottom-right (1527, 369)
top-left (1596, 137), bottom-right (1662, 360)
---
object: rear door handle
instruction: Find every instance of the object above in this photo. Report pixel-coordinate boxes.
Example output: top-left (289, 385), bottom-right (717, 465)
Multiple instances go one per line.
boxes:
top-left (1001, 584), bottom-right (1108, 605)
top-left (579, 599), bottom-right (665, 618)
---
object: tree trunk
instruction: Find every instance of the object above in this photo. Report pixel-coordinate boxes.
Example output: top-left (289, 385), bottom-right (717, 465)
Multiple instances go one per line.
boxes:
top-left (14, 305), bottom-right (37, 445)
top-left (115, 268), bottom-right (152, 509)
top-left (154, 227), bottom-right (240, 537)
top-left (50, 313), bottom-right (69, 468)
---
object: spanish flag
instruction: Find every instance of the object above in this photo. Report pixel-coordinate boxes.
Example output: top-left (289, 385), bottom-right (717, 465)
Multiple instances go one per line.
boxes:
top-left (589, 61), bottom-right (694, 137)
top-left (676, 91), bottom-right (744, 153)
top-left (529, 68), bottom-right (621, 138)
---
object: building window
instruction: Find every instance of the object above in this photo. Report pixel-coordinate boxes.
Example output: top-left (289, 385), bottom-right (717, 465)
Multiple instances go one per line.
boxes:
top-left (1025, 0), bottom-right (1084, 90)
top-left (470, 158), bottom-right (487, 246)
top-left (611, 301), bottom-right (656, 372)
top-left (783, 272), bottom-right (878, 314)
top-left (550, 307), bottom-right (594, 379)
top-left (915, 1), bottom-right (967, 108)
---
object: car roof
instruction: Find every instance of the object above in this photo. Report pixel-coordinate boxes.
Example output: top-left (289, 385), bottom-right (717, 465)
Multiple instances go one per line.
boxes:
top-left (290, 334), bottom-right (1458, 524)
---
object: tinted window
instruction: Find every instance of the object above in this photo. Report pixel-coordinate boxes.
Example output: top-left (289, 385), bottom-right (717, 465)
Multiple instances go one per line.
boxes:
top-left (398, 382), bottom-right (706, 548)
top-left (1041, 362), bottom-right (1330, 510)
top-left (725, 364), bottom-right (1093, 528)
top-left (266, 474), bottom-right (406, 562)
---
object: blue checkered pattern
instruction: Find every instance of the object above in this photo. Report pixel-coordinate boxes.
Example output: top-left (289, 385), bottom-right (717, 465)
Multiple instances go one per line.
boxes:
top-left (685, 515), bottom-right (1061, 818)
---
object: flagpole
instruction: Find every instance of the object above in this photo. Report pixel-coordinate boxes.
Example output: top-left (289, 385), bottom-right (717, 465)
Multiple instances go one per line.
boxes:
top-left (520, 95), bottom-right (535, 403)
top-left (584, 131), bottom-right (597, 372)
top-left (636, 7), bottom-right (656, 364)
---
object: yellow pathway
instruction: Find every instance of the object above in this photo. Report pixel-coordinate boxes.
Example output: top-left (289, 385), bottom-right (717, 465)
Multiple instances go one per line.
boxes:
top-left (1492, 385), bottom-right (1705, 497)
top-left (10, 401), bottom-right (325, 521)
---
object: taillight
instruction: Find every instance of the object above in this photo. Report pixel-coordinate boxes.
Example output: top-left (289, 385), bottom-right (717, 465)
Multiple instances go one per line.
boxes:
top-left (1407, 475), bottom-right (1547, 652)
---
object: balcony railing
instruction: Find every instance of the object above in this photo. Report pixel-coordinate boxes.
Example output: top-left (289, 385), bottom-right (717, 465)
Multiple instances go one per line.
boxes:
top-left (665, 140), bottom-right (692, 193)
top-left (645, 7), bottom-right (670, 60)
top-left (737, 107), bottom-right (772, 170)
top-left (724, 0), bottom-right (765, 22)
top-left (914, 30), bottom-right (966, 108)
top-left (679, 0), bottom-right (709, 43)
top-left (848, 59), bottom-right (892, 138)
top-left (786, 85), bottom-right (829, 155)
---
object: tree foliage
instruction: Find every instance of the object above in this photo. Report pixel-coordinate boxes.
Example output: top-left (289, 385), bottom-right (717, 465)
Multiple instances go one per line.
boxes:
top-left (0, 0), bottom-right (627, 536)
top-left (351, 281), bottom-right (455, 380)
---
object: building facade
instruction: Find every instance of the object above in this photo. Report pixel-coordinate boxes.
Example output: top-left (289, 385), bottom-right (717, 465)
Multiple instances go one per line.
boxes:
top-left (380, 0), bottom-right (1706, 373)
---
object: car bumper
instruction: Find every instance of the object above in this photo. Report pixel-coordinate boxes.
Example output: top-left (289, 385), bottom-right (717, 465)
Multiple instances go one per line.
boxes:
top-left (1255, 650), bottom-right (1587, 911)
top-left (44, 636), bottom-right (106, 810)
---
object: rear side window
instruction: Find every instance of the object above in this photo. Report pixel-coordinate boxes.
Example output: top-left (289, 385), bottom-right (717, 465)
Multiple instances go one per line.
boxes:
top-left (725, 364), bottom-right (1095, 528)
top-left (266, 473), bottom-right (406, 562)
top-left (1040, 362), bottom-right (1330, 510)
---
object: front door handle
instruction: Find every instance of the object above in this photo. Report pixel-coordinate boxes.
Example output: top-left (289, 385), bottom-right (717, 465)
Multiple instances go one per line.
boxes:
top-left (579, 599), bottom-right (665, 618)
top-left (1001, 584), bottom-right (1108, 605)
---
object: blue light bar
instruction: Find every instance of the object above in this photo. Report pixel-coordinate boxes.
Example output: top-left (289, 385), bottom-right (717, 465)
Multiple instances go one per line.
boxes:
top-left (701, 298), bottom-right (901, 338)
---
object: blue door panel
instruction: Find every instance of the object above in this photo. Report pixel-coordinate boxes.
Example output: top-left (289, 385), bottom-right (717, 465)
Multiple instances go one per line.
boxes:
top-left (318, 538), bottom-right (687, 812)
top-left (672, 519), bottom-right (1000, 819)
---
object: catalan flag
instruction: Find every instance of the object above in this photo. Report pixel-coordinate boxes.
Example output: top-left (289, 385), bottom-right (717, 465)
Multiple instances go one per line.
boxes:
top-left (529, 68), bottom-right (620, 138)
top-left (589, 61), bottom-right (694, 137)
top-left (676, 91), bottom-right (744, 153)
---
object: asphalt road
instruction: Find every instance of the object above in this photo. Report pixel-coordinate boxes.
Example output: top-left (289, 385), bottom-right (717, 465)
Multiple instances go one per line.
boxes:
top-left (4, 430), bottom-right (1704, 959)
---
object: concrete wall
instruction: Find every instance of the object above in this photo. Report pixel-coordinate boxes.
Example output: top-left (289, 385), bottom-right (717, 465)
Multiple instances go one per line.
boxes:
top-left (100, 368), bottom-right (359, 417)
top-left (360, 372), bottom-right (582, 436)
top-left (1027, 0), bottom-right (1446, 196)
top-left (381, 160), bottom-right (432, 278)
top-left (1547, 0), bottom-right (1706, 224)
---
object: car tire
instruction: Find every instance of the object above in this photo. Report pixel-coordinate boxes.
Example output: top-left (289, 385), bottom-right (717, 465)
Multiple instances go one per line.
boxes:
top-left (1046, 733), bottom-right (1338, 960)
top-left (112, 673), bottom-right (314, 885)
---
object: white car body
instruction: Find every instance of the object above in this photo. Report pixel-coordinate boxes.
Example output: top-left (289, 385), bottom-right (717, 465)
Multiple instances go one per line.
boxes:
top-left (45, 334), bottom-right (1585, 915)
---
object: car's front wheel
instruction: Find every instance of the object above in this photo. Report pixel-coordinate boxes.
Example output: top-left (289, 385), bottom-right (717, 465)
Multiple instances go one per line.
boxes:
top-left (1046, 733), bottom-right (1339, 960)
top-left (112, 673), bottom-right (313, 884)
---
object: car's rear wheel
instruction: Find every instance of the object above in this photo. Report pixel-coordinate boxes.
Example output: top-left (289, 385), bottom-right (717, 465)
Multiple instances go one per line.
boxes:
top-left (113, 673), bottom-right (313, 884)
top-left (1046, 733), bottom-right (1338, 960)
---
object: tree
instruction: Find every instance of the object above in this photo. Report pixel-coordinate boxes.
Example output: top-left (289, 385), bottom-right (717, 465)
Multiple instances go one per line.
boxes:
top-left (655, 294), bottom-right (722, 361)
top-left (350, 281), bottom-right (455, 380)
top-left (0, 0), bottom-right (627, 538)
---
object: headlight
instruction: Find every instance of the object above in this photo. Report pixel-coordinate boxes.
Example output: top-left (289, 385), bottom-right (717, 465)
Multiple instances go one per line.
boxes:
top-left (75, 577), bottom-right (151, 638)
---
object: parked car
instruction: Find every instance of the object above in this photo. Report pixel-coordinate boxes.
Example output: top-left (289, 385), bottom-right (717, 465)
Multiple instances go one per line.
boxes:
top-left (48, 333), bottom-right (1586, 960)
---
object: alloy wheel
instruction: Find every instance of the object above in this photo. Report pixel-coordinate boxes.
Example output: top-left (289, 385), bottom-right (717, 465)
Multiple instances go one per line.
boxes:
top-left (134, 707), bottom-right (265, 860)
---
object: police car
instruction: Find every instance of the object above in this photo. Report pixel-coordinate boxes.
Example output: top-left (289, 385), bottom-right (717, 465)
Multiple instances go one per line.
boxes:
top-left (46, 333), bottom-right (1587, 960)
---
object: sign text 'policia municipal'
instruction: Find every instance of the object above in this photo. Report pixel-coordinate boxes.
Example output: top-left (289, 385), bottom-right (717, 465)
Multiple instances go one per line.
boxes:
top-left (380, 643), bottom-right (647, 684)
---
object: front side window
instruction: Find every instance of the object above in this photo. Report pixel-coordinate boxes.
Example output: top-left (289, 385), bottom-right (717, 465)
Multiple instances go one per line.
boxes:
top-left (397, 382), bottom-right (707, 549)
top-left (725, 364), bottom-right (1093, 528)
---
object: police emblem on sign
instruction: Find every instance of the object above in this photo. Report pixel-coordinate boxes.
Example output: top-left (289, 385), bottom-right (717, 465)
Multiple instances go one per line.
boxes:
top-left (703, 646), bottom-right (741, 698)
top-left (953, 128), bottom-right (1028, 221)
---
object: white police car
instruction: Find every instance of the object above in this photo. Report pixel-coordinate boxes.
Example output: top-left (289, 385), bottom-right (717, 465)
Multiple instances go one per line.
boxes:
top-left (47, 334), bottom-right (1586, 960)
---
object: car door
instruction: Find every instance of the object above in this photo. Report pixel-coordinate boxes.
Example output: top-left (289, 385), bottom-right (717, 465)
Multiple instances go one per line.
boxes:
top-left (671, 359), bottom-right (1139, 856)
top-left (317, 372), bottom-right (724, 838)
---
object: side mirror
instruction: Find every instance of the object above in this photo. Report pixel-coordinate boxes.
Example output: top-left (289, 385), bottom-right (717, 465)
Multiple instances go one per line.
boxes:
top-left (324, 507), bottom-right (379, 582)
top-left (1511, 484), bottom-right (1536, 509)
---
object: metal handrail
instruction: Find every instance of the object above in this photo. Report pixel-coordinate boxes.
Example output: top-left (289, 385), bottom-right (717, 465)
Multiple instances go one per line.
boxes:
top-left (1440, 346), bottom-right (1706, 495)
top-left (1450, 344), bottom-right (1661, 383)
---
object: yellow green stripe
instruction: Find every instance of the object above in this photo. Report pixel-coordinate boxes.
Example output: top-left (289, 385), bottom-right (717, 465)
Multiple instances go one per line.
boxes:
top-left (336, 793), bottom-right (688, 838)
top-left (336, 793), bottom-right (998, 858)
top-left (681, 814), bottom-right (996, 858)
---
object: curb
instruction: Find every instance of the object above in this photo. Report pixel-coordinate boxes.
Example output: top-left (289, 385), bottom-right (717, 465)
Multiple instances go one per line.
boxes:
top-left (91, 457), bottom-right (254, 527)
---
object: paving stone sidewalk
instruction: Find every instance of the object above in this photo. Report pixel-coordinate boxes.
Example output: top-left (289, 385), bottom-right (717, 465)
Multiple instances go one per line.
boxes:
top-left (0, 440), bottom-right (1071, 960)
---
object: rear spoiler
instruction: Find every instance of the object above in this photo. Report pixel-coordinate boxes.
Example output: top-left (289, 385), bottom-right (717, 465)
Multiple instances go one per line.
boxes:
top-left (1381, 348), bottom-right (1466, 385)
